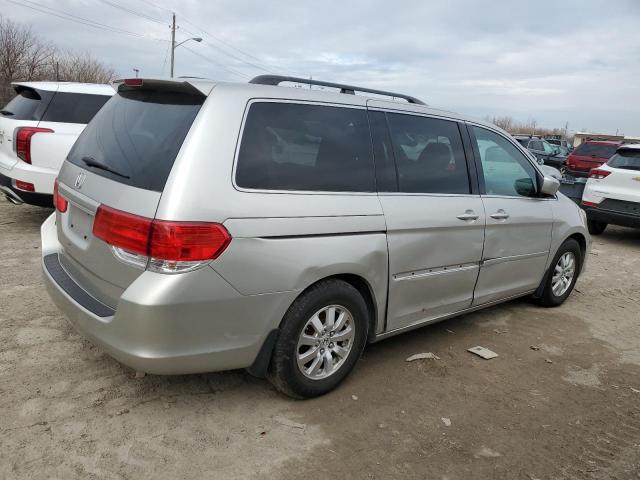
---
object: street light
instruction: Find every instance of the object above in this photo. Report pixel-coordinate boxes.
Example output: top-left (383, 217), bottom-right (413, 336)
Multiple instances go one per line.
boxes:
top-left (171, 32), bottom-right (202, 78)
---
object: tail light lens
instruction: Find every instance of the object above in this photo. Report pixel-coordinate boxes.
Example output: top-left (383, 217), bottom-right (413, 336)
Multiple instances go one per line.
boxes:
top-left (15, 127), bottom-right (54, 164)
top-left (92, 205), bottom-right (231, 273)
top-left (53, 179), bottom-right (68, 213)
top-left (123, 78), bottom-right (144, 87)
top-left (582, 201), bottom-right (600, 208)
top-left (15, 180), bottom-right (35, 192)
top-left (589, 168), bottom-right (611, 179)
top-left (93, 205), bottom-right (151, 255)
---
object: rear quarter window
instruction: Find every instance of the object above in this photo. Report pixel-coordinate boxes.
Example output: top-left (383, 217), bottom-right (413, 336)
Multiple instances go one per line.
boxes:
top-left (42, 92), bottom-right (112, 124)
top-left (236, 102), bottom-right (375, 192)
top-left (1, 87), bottom-right (53, 121)
top-left (608, 150), bottom-right (640, 170)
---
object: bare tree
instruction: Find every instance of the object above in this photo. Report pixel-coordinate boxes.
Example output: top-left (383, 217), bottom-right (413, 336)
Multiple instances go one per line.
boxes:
top-left (0, 15), bottom-right (55, 104)
top-left (1, 16), bottom-right (116, 106)
top-left (53, 51), bottom-right (116, 84)
top-left (486, 114), bottom-right (572, 139)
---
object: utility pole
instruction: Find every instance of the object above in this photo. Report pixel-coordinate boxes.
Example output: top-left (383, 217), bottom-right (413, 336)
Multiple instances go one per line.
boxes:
top-left (170, 12), bottom-right (176, 78)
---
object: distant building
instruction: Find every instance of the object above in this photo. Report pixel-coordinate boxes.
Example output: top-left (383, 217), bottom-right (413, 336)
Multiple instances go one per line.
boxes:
top-left (573, 132), bottom-right (640, 147)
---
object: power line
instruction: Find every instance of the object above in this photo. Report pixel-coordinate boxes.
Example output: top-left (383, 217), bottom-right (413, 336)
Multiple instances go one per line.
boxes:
top-left (182, 45), bottom-right (251, 80)
top-left (6, 0), bottom-right (166, 41)
top-left (161, 41), bottom-right (170, 76)
top-left (96, 0), bottom-right (167, 26)
top-left (132, 0), bottom-right (300, 76)
top-left (178, 15), bottom-right (308, 77)
top-left (136, 0), bottom-right (173, 15)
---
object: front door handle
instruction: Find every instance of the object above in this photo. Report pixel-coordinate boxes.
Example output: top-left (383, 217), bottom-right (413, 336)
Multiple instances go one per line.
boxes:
top-left (490, 209), bottom-right (509, 220)
top-left (457, 210), bottom-right (479, 221)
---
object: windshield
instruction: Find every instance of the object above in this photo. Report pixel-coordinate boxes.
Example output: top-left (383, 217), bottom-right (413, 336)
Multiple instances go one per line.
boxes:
top-left (67, 89), bottom-right (204, 192)
top-left (542, 141), bottom-right (557, 155)
top-left (573, 142), bottom-right (618, 159)
top-left (608, 150), bottom-right (640, 171)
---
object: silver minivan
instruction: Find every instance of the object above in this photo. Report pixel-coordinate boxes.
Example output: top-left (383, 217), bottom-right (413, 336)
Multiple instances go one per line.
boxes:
top-left (42, 76), bottom-right (589, 398)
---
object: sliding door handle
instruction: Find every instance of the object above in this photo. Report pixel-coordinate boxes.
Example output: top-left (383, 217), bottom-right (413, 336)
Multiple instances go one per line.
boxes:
top-left (457, 210), bottom-right (479, 221)
top-left (490, 209), bottom-right (510, 220)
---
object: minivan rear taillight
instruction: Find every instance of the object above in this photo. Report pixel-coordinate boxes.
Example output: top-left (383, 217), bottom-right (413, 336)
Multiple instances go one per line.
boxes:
top-left (92, 205), bottom-right (231, 273)
top-left (53, 179), bottom-right (68, 212)
top-left (15, 127), bottom-right (54, 164)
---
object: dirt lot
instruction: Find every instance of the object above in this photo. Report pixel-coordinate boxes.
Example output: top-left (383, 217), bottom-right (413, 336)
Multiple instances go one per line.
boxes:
top-left (1, 196), bottom-right (639, 480)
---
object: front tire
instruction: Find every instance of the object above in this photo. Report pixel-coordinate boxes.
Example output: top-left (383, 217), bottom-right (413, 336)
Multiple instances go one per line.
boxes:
top-left (267, 279), bottom-right (369, 399)
top-left (587, 220), bottom-right (607, 235)
top-left (538, 239), bottom-right (582, 307)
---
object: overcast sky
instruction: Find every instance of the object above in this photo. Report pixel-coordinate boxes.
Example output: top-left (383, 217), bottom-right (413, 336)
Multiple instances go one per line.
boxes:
top-left (4, 0), bottom-right (639, 135)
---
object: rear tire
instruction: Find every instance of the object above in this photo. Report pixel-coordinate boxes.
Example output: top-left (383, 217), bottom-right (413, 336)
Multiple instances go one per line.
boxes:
top-left (538, 239), bottom-right (582, 308)
top-left (267, 279), bottom-right (369, 399)
top-left (587, 220), bottom-right (607, 235)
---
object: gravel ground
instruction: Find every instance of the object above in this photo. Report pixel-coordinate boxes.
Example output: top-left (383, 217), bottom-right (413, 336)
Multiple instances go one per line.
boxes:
top-left (1, 196), bottom-right (639, 480)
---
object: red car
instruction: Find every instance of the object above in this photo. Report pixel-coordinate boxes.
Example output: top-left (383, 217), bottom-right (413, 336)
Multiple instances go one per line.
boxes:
top-left (565, 140), bottom-right (622, 177)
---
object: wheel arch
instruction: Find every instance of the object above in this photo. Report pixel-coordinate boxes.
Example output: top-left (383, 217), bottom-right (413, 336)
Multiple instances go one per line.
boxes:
top-left (567, 232), bottom-right (587, 273)
top-left (534, 232), bottom-right (587, 298)
top-left (247, 273), bottom-right (381, 379)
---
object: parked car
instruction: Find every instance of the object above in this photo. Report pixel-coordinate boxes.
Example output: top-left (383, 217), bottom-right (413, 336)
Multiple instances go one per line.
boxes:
top-left (565, 140), bottom-right (621, 178)
top-left (513, 135), bottom-right (566, 169)
top-left (0, 81), bottom-right (114, 207)
top-left (545, 138), bottom-right (572, 152)
top-left (42, 76), bottom-right (590, 398)
top-left (581, 144), bottom-right (640, 234)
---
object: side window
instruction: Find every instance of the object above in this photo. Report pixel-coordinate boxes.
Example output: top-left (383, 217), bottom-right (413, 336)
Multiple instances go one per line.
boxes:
top-left (236, 102), bottom-right (375, 192)
top-left (529, 140), bottom-right (543, 151)
top-left (386, 113), bottom-right (470, 194)
top-left (41, 92), bottom-right (111, 124)
top-left (472, 126), bottom-right (539, 197)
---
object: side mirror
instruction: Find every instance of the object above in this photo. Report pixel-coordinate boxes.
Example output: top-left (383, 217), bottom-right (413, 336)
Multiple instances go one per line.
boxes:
top-left (540, 164), bottom-right (562, 181)
top-left (540, 175), bottom-right (560, 196)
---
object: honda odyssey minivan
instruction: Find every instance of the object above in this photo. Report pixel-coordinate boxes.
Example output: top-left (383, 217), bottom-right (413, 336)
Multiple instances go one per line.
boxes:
top-left (42, 76), bottom-right (590, 398)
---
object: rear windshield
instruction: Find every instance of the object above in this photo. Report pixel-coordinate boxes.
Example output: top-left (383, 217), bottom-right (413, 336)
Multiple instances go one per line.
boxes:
top-left (67, 89), bottom-right (204, 192)
top-left (573, 142), bottom-right (618, 159)
top-left (42, 92), bottom-right (111, 124)
top-left (608, 150), bottom-right (640, 171)
top-left (1, 87), bottom-right (53, 120)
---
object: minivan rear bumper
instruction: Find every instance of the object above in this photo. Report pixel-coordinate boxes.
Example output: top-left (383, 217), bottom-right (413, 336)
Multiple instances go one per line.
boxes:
top-left (41, 213), bottom-right (297, 375)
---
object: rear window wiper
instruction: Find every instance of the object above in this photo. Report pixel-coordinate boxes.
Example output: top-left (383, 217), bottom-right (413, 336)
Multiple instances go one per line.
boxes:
top-left (82, 156), bottom-right (130, 179)
top-left (0, 109), bottom-right (14, 116)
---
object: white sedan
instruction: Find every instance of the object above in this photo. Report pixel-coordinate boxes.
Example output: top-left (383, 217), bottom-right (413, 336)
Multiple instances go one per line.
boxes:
top-left (582, 144), bottom-right (640, 234)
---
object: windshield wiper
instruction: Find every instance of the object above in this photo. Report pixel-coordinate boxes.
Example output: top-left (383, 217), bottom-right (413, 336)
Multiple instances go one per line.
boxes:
top-left (0, 109), bottom-right (14, 116)
top-left (82, 156), bottom-right (130, 179)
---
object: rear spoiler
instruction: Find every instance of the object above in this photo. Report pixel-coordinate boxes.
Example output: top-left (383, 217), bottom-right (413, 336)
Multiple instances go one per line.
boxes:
top-left (113, 78), bottom-right (213, 96)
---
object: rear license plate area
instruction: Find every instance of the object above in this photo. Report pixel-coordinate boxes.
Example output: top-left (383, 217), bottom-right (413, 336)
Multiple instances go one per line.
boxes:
top-left (65, 204), bottom-right (94, 248)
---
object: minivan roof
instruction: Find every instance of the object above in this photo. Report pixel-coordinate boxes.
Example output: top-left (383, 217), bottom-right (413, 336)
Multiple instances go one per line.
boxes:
top-left (113, 76), bottom-right (502, 133)
top-left (11, 81), bottom-right (115, 95)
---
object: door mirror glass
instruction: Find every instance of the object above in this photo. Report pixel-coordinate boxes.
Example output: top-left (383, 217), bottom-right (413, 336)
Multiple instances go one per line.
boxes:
top-left (540, 175), bottom-right (560, 196)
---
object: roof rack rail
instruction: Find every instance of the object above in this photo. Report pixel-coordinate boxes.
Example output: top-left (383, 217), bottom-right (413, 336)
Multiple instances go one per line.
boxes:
top-left (249, 75), bottom-right (426, 105)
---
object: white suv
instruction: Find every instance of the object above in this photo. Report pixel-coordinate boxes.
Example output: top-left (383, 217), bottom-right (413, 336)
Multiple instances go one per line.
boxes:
top-left (0, 81), bottom-right (114, 207)
top-left (582, 144), bottom-right (640, 234)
